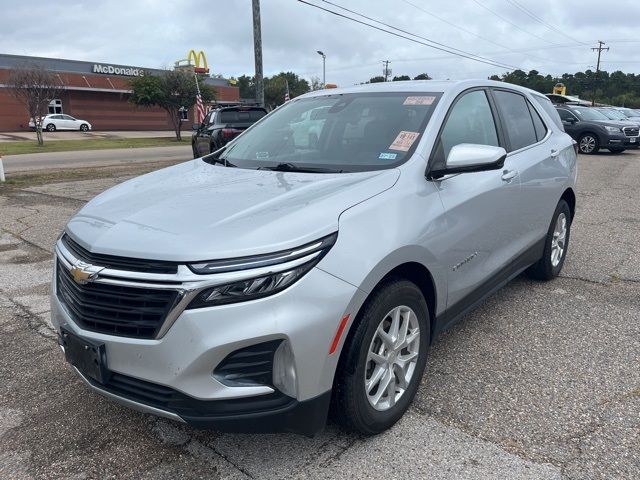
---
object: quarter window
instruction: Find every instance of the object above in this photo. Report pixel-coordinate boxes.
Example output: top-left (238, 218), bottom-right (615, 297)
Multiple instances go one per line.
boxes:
top-left (528, 103), bottom-right (547, 141)
top-left (493, 90), bottom-right (537, 151)
top-left (438, 90), bottom-right (499, 161)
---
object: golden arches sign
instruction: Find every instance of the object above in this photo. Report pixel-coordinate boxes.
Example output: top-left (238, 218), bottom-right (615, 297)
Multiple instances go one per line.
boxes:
top-left (187, 50), bottom-right (209, 74)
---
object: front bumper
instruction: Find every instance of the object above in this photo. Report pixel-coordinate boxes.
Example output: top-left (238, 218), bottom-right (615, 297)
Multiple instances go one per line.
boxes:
top-left (601, 133), bottom-right (639, 148)
top-left (51, 245), bottom-right (363, 435)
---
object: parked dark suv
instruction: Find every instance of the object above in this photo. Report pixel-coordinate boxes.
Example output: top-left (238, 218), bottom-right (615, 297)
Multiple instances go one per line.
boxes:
top-left (555, 105), bottom-right (639, 154)
top-left (192, 106), bottom-right (267, 157)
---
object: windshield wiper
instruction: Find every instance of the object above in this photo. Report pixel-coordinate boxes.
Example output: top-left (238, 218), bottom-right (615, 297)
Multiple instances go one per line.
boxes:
top-left (257, 162), bottom-right (345, 173)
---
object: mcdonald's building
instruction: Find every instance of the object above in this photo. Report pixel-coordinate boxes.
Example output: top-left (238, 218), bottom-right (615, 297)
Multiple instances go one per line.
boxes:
top-left (0, 52), bottom-right (240, 131)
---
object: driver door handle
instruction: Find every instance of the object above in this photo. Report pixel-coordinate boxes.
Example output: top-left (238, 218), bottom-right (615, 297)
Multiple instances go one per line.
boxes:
top-left (551, 148), bottom-right (560, 157)
top-left (501, 169), bottom-right (517, 182)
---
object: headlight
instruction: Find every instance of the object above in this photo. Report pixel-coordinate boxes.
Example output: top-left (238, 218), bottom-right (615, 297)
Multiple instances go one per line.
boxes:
top-left (186, 232), bottom-right (337, 308)
top-left (605, 126), bottom-right (622, 133)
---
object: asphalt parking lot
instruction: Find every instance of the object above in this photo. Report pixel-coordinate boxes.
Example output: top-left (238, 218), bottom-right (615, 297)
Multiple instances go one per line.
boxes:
top-left (0, 152), bottom-right (638, 479)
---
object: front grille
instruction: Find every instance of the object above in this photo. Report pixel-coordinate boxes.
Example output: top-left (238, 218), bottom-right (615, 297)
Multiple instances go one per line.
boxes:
top-left (61, 234), bottom-right (178, 274)
top-left (213, 341), bottom-right (281, 387)
top-left (56, 260), bottom-right (180, 339)
top-left (623, 126), bottom-right (639, 137)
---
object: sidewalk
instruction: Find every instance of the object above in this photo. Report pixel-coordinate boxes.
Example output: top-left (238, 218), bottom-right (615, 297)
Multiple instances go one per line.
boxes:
top-left (0, 130), bottom-right (177, 142)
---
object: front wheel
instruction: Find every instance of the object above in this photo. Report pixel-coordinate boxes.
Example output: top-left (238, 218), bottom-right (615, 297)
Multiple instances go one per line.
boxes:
top-left (527, 200), bottom-right (571, 281)
top-left (332, 279), bottom-right (430, 435)
top-left (578, 133), bottom-right (599, 154)
top-left (79, 124), bottom-right (89, 132)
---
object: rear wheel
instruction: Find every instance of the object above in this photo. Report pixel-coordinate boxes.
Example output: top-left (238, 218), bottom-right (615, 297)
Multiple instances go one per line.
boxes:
top-left (578, 133), bottom-right (599, 154)
top-left (527, 200), bottom-right (571, 281)
top-left (608, 147), bottom-right (625, 154)
top-left (332, 279), bottom-right (430, 435)
top-left (46, 123), bottom-right (56, 132)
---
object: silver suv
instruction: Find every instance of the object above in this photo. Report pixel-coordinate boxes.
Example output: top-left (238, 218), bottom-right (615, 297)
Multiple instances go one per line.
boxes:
top-left (52, 80), bottom-right (577, 436)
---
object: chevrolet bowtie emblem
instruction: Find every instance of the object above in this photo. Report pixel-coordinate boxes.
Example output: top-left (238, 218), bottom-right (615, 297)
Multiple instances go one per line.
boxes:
top-left (69, 261), bottom-right (103, 285)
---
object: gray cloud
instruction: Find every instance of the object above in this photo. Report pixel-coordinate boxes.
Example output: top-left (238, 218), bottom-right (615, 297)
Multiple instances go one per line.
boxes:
top-left (1, 0), bottom-right (639, 85)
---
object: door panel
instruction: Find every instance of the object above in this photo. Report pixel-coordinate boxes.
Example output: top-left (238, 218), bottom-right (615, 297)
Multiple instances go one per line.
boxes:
top-left (429, 89), bottom-right (522, 311)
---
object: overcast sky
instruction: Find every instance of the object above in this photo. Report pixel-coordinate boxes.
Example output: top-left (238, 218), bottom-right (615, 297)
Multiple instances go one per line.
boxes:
top-left (2, 0), bottom-right (640, 85)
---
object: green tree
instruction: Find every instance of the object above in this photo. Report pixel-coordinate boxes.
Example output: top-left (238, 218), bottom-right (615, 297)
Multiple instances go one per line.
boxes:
top-left (263, 72), bottom-right (310, 109)
top-left (236, 75), bottom-right (255, 100)
top-left (129, 70), bottom-right (215, 140)
top-left (369, 76), bottom-right (385, 83)
top-left (392, 75), bottom-right (411, 81)
top-left (413, 73), bottom-right (432, 80)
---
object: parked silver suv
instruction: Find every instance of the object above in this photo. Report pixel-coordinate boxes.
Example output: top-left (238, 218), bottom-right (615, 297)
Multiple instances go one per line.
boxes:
top-left (51, 80), bottom-right (577, 436)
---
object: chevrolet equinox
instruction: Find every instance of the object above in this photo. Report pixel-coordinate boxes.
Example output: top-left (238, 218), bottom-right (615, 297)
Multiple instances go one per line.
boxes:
top-left (52, 80), bottom-right (577, 436)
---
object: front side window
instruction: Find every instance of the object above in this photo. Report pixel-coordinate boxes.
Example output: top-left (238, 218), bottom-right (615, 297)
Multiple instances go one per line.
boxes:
top-left (557, 109), bottom-right (576, 122)
top-left (493, 90), bottom-right (537, 151)
top-left (435, 90), bottom-right (499, 162)
top-left (218, 92), bottom-right (441, 172)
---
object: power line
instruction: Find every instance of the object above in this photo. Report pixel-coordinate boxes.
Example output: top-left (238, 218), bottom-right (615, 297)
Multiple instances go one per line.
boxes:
top-left (471, 0), bottom-right (562, 46)
top-left (399, 0), bottom-right (559, 65)
top-left (319, 0), bottom-right (519, 69)
top-left (298, 0), bottom-right (519, 70)
top-left (505, 0), bottom-right (587, 46)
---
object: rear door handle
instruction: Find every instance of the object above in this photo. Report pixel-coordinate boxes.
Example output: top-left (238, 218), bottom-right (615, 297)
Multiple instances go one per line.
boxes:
top-left (501, 169), bottom-right (517, 182)
top-left (551, 148), bottom-right (560, 157)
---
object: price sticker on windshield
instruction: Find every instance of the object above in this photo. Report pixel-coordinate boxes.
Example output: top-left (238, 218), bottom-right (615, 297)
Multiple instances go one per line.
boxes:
top-left (403, 96), bottom-right (435, 105)
top-left (389, 131), bottom-right (420, 151)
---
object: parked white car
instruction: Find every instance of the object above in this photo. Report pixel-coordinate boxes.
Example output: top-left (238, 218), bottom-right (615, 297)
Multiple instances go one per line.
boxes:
top-left (29, 114), bottom-right (92, 132)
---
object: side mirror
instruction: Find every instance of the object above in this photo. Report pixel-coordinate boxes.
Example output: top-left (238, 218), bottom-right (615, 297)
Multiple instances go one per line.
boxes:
top-left (430, 144), bottom-right (507, 179)
top-left (192, 123), bottom-right (201, 131)
top-left (564, 117), bottom-right (577, 124)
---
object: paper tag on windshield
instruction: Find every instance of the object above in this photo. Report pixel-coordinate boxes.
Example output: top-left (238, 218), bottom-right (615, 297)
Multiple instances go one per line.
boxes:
top-left (389, 131), bottom-right (420, 151)
top-left (403, 96), bottom-right (435, 106)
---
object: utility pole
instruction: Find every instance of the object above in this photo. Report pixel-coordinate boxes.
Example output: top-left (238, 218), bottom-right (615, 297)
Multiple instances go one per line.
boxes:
top-left (591, 40), bottom-right (609, 106)
top-left (252, 0), bottom-right (264, 107)
top-left (317, 51), bottom-right (326, 87)
top-left (382, 60), bottom-right (391, 82)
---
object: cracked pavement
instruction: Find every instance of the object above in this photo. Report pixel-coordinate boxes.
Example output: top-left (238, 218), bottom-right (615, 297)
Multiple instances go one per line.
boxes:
top-left (0, 152), bottom-right (638, 479)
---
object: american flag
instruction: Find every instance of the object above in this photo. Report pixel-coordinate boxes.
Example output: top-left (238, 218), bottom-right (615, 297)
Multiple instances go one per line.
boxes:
top-left (284, 79), bottom-right (290, 102)
top-left (194, 74), bottom-right (206, 123)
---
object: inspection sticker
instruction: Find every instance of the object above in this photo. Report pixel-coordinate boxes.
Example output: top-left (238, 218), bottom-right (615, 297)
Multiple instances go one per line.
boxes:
top-left (403, 96), bottom-right (435, 105)
top-left (389, 131), bottom-right (420, 151)
top-left (256, 151), bottom-right (270, 159)
top-left (379, 152), bottom-right (398, 160)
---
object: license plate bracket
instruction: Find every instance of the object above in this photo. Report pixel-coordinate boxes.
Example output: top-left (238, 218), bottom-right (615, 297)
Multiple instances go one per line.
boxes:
top-left (60, 326), bottom-right (109, 384)
top-left (631, 137), bottom-right (636, 143)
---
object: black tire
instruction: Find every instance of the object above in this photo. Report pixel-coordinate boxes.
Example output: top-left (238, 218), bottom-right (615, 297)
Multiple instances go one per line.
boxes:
top-left (192, 143), bottom-right (199, 159)
top-left (79, 124), bottom-right (89, 132)
top-left (45, 123), bottom-right (56, 132)
top-left (332, 279), bottom-right (430, 435)
top-left (578, 133), bottom-right (599, 154)
top-left (608, 147), bottom-right (625, 154)
top-left (527, 200), bottom-right (571, 281)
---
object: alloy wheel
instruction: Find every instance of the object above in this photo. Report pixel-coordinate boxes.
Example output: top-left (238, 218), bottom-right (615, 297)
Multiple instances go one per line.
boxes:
top-left (579, 135), bottom-right (596, 153)
top-left (551, 212), bottom-right (567, 267)
top-left (364, 305), bottom-right (420, 411)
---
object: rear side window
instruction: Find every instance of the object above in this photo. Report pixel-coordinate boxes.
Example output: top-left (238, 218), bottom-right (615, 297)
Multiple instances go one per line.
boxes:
top-left (493, 90), bottom-right (537, 151)
top-left (438, 90), bottom-right (499, 160)
top-left (533, 95), bottom-right (564, 130)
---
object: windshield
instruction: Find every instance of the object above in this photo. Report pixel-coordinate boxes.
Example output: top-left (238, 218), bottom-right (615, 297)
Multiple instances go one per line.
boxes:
top-left (218, 92), bottom-right (441, 172)
top-left (572, 107), bottom-right (609, 121)
top-left (598, 109), bottom-right (626, 120)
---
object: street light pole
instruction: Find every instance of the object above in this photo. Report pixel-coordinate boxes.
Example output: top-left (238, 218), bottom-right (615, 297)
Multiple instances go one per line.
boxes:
top-left (317, 50), bottom-right (326, 87)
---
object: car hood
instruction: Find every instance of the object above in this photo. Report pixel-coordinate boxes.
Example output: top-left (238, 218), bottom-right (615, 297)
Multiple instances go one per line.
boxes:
top-left (590, 120), bottom-right (632, 128)
top-left (66, 160), bottom-right (400, 262)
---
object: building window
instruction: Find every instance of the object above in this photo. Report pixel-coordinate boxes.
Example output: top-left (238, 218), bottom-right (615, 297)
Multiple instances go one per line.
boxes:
top-left (49, 99), bottom-right (63, 114)
top-left (179, 107), bottom-right (189, 121)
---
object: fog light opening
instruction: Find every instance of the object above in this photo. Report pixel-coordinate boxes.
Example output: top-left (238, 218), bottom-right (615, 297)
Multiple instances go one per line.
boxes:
top-left (273, 340), bottom-right (297, 398)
